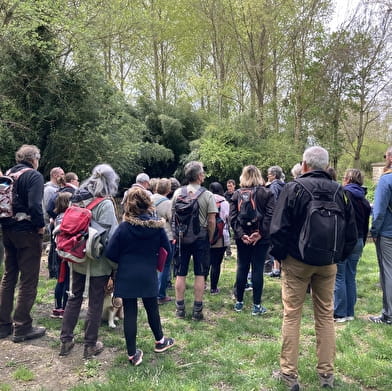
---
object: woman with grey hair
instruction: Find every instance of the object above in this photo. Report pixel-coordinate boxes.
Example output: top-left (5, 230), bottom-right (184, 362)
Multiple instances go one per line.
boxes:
top-left (59, 164), bottom-right (119, 359)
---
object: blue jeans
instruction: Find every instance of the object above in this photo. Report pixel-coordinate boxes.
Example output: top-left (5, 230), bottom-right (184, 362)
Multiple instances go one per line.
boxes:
top-left (334, 238), bottom-right (364, 318)
top-left (158, 241), bottom-right (174, 299)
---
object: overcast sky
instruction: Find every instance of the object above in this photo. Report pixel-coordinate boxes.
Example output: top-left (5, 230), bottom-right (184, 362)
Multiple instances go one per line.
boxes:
top-left (330, 0), bottom-right (361, 30)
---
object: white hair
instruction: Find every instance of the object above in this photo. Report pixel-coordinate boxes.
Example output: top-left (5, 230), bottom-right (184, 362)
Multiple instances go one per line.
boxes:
top-left (136, 173), bottom-right (150, 183)
top-left (303, 146), bottom-right (329, 170)
top-left (81, 164), bottom-right (119, 197)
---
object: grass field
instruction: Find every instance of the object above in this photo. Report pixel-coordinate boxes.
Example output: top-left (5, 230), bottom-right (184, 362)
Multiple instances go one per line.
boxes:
top-left (1, 243), bottom-right (392, 390)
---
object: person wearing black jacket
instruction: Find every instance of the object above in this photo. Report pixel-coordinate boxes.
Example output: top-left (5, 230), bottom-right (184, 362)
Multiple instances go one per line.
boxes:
top-left (230, 165), bottom-right (275, 316)
top-left (0, 144), bottom-right (46, 342)
top-left (270, 146), bottom-right (357, 391)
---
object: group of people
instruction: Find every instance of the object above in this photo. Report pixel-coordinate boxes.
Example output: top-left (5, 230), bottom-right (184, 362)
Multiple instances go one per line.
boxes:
top-left (0, 144), bottom-right (392, 390)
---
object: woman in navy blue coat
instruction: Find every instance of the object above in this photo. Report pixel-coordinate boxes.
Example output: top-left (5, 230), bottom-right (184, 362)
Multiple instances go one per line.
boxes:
top-left (105, 187), bottom-right (174, 366)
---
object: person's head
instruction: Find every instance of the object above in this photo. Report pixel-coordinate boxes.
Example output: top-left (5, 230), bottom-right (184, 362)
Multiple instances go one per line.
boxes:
top-left (81, 164), bottom-right (119, 197)
top-left (343, 168), bottom-right (364, 186)
top-left (54, 192), bottom-right (72, 215)
top-left (136, 173), bottom-right (150, 190)
top-left (291, 163), bottom-right (302, 179)
top-left (301, 146), bottom-right (329, 173)
top-left (239, 165), bottom-right (265, 187)
top-left (156, 178), bottom-right (171, 196)
top-left (15, 145), bottom-right (41, 169)
top-left (209, 182), bottom-right (224, 196)
top-left (226, 179), bottom-right (236, 193)
top-left (65, 172), bottom-right (79, 187)
top-left (149, 177), bottom-right (160, 194)
top-left (168, 177), bottom-right (180, 198)
top-left (184, 161), bottom-right (205, 184)
top-left (384, 146), bottom-right (392, 171)
top-left (326, 167), bottom-right (337, 181)
top-left (123, 187), bottom-right (153, 218)
top-left (50, 167), bottom-right (65, 183)
top-left (267, 166), bottom-right (283, 182)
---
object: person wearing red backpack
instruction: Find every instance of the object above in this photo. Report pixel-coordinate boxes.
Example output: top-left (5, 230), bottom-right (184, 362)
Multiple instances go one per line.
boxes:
top-left (59, 164), bottom-right (119, 359)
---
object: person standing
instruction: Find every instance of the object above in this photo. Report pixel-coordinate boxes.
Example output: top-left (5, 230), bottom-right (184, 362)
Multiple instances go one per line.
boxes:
top-left (121, 173), bottom-right (152, 204)
top-left (334, 169), bottom-right (371, 322)
top-left (270, 146), bottom-right (357, 390)
top-left (59, 164), bottom-right (119, 359)
top-left (369, 146), bottom-right (392, 325)
top-left (230, 165), bottom-right (274, 315)
top-left (105, 188), bottom-right (174, 366)
top-left (0, 145), bottom-right (46, 342)
top-left (224, 179), bottom-right (236, 203)
top-left (171, 161), bottom-right (217, 321)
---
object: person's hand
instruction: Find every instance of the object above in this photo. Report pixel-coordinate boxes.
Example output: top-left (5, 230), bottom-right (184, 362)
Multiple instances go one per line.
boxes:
top-left (249, 231), bottom-right (261, 245)
top-left (242, 235), bottom-right (251, 245)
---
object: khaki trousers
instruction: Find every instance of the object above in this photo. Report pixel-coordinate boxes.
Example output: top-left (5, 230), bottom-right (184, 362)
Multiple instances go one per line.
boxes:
top-left (280, 256), bottom-right (337, 376)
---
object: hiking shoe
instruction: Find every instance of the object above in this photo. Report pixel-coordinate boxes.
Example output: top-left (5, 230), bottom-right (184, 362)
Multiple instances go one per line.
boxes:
top-left (154, 337), bottom-right (175, 353)
top-left (251, 304), bottom-right (267, 316)
top-left (210, 288), bottom-right (220, 295)
top-left (158, 296), bottom-right (172, 305)
top-left (83, 341), bottom-right (104, 359)
top-left (50, 308), bottom-right (65, 319)
top-left (272, 370), bottom-right (300, 391)
top-left (234, 301), bottom-right (244, 312)
top-left (12, 326), bottom-right (46, 343)
top-left (192, 307), bottom-right (204, 321)
top-left (334, 317), bottom-right (346, 323)
top-left (319, 373), bottom-right (334, 388)
top-left (175, 304), bottom-right (186, 319)
top-left (129, 349), bottom-right (143, 366)
top-left (59, 340), bottom-right (75, 356)
top-left (368, 315), bottom-right (392, 325)
top-left (269, 270), bottom-right (281, 278)
top-left (0, 325), bottom-right (12, 339)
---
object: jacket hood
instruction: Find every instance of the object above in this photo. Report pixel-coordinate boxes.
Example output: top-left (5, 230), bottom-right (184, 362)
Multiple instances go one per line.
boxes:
top-left (344, 183), bottom-right (366, 199)
top-left (124, 214), bottom-right (165, 239)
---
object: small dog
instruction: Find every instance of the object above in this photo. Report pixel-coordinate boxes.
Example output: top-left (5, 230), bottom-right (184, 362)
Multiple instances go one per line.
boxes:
top-left (102, 278), bottom-right (123, 328)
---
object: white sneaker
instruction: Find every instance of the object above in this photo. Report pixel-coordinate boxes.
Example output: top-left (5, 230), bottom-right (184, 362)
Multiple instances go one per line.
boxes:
top-left (334, 317), bottom-right (346, 323)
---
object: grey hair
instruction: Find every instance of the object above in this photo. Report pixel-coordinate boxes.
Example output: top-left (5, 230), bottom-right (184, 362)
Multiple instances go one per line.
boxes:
top-left (184, 161), bottom-right (204, 183)
top-left (136, 173), bottom-right (150, 183)
top-left (81, 164), bottom-right (119, 197)
top-left (15, 144), bottom-right (40, 164)
top-left (268, 165), bottom-right (283, 179)
top-left (302, 146), bottom-right (329, 170)
top-left (291, 163), bottom-right (302, 179)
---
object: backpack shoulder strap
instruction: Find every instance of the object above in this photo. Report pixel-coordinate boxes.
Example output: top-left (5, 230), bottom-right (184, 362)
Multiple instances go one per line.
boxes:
top-left (7, 167), bottom-right (33, 180)
top-left (86, 197), bottom-right (106, 211)
top-left (154, 196), bottom-right (169, 207)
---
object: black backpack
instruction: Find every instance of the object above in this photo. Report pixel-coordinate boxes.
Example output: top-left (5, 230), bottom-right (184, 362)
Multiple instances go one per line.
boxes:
top-left (172, 186), bottom-right (206, 244)
top-left (295, 179), bottom-right (346, 266)
top-left (237, 187), bottom-right (260, 228)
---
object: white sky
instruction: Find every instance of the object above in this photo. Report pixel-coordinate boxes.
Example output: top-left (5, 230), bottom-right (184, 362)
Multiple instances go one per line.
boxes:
top-left (330, 0), bottom-right (361, 30)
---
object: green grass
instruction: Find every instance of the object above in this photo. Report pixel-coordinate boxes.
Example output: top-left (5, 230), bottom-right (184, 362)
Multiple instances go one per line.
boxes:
top-left (4, 244), bottom-right (392, 390)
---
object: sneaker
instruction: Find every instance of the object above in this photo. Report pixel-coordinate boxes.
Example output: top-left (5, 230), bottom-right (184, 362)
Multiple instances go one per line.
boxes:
top-left (154, 337), bottom-right (175, 353)
top-left (59, 340), bottom-right (75, 356)
top-left (192, 307), bottom-right (204, 321)
top-left (319, 373), bottom-right (334, 388)
top-left (269, 270), bottom-right (281, 278)
top-left (234, 301), bottom-right (244, 312)
top-left (272, 369), bottom-right (300, 391)
top-left (334, 317), bottom-right (346, 323)
top-left (129, 349), bottom-right (143, 366)
top-left (50, 309), bottom-right (65, 319)
top-left (83, 341), bottom-right (104, 359)
top-left (368, 315), bottom-right (392, 325)
top-left (158, 296), bottom-right (172, 305)
top-left (12, 326), bottom-right (46, 343)
top-left (244, 283), bottom-right (253, 291)
top-left (175, 304), bottom-right (186, 319)
top-left (346, 316), bottom-right (355, 321)
top-left (251, 304), bottom-right (267, 316)
top-left (210, 288), bottom-right (220, 295)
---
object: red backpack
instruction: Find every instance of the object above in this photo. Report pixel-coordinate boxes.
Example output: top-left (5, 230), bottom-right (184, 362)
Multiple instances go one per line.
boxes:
top-left (55, 197), bottom-right (104, 263)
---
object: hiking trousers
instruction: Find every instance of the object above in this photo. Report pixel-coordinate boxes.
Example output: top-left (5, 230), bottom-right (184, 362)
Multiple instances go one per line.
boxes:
top-left (0, 230), bottom-right (42, 335)
top-left (60, 271), bottom-right (108, 347)
top-left (280, 256), bottom-right (336, 377)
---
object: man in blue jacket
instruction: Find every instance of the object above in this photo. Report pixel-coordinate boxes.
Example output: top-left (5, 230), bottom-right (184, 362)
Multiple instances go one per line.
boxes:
top-left (0, 144), bottom-right (46, 342)
top-left (369, 146), bottom-right (392, 325)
